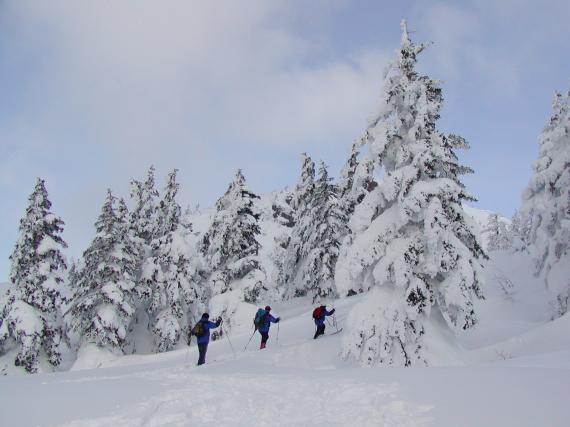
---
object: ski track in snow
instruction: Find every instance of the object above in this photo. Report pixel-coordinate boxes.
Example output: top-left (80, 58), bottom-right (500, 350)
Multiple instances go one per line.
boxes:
top-left (60, 371), bottom-right (432, 427)
top-left (3, 266), bottom-right (570, 427)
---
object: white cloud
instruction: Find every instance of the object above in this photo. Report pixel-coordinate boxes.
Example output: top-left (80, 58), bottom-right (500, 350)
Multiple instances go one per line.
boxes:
top-left (419, 2), bottom-right (520, 95)
top-left (0, 1), bottom-right (390, 276)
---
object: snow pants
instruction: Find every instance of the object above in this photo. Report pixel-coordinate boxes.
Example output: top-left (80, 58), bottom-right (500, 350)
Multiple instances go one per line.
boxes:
top-left (259, 331), bottom-right (269, 349)
top-left (197, 343), bottom-right (208, 365)
top-left (314, 324), bottom-right (325, 339)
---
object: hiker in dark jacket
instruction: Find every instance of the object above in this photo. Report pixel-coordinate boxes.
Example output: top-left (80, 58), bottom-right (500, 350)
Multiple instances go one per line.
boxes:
top-left (258, 306), bottom-right (280, 349)
top-left (313, 305), bottom-right (335, 339)
top-left (195, 313), bottom-right (221, 365)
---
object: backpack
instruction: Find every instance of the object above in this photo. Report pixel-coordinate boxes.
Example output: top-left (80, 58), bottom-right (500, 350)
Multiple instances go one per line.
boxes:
top-left (312, 306), bottom-right (324, 319)
top-left (253, 308), bottom-right (267, 330)
top-left (191, 321), bottom-right (205, 337)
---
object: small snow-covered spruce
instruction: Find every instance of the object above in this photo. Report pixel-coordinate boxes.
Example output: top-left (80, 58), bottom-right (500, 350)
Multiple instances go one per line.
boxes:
top-left (0, 179), bottom-right (67, 373)
top-left (202, 170), bottom-right (264, 331)
top-left (143, 170), bottom-right (205, 352)
top-left (279, 154), bottom-right (316, 297)
top-left (484, 214), bottom-right (511, 251)
top-left (521, 89), bottom-right (570, 317)
top-left (509, 209), bottom-right (532, 251)
top-left (69, 191), bottom-right (137, 353)
top-left (340, 21), bottom-right (486, 367)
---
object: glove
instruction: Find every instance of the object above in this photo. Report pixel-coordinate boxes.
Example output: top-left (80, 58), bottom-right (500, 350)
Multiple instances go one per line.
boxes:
top-left (217, 316), bottom-right (223, 323)
top-left (276, 317), bottom-right (280, 323)
top-left (330, 309), bottom-right (336, 315)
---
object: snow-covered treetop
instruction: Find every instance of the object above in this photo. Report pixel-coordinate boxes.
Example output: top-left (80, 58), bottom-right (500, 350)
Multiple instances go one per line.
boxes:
top-left (299, 154), bottom-right (315, 187)
top-left (203, 169), bottom-right (261, 270)
top-left (216, 169), bottom-right (249, 212)
top-left (290, 154), bottom-right (316, 212)
top-left (130, 166), bottom-right (159, 243)
top-left (157, 169), bottom-right (181, 236)
top-left (9, 178), bottom-right (67, 296)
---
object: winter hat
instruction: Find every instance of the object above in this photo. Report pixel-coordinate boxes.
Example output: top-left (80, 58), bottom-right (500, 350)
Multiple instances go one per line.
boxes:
top-left (202, 313), bottom-right (209, 319)
top-left (265, 306), bottom-right (271, 311)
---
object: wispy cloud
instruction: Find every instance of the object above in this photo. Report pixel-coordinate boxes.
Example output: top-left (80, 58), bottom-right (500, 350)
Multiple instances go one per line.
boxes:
top-left (0, 1), bottom-right (389, 278)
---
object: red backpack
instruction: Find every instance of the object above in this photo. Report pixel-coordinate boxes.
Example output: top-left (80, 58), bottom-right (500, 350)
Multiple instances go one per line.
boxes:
top-left (312, 306), bottom-right (324, 319)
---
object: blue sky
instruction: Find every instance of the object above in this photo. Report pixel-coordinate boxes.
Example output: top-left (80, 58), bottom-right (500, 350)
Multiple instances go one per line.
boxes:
top-left (1, 0), bottom-right (569, 281)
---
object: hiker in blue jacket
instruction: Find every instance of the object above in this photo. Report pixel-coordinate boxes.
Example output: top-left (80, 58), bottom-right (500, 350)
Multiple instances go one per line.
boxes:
top-left (195, 313), bottom-right (221, 365)
top-left (313, 305), bottom-right (335, 339)
top-left (258, 306), bottom-right (280, 349)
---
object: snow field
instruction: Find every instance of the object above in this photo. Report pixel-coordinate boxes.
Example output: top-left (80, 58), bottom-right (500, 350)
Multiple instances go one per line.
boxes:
top-left (2, 291), bottom-right (570, 427)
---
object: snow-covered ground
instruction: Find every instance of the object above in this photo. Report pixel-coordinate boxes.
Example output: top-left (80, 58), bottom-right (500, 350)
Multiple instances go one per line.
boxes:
top-left (2, 280), bottom-right (570, 427)
top-left (2, 206), bottom-right (568, 426)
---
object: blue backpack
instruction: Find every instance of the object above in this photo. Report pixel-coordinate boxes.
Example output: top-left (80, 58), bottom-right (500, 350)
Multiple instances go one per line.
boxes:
top-left (253, 309), bottom-right (267, 330)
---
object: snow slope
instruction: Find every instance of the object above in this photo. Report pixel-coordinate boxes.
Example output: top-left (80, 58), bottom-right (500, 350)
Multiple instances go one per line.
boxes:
top-left (2, 206), bottom-right (568, 425)
top-left (1, 292), bottom-right (569, 427)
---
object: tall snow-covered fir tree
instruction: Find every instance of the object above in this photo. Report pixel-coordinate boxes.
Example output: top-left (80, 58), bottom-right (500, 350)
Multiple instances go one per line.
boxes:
top-left (0, 179), bottom-right (67, 373)
top-left (201, 170), bottom-right (264, 333)
top-left (521, 89), bottom-right (570, 317)
top-left (69, 191), bottom-right (138, 353)
top-left (339, 21), bottom-right (486, 366)
top-left (142, 170), bottom-right (205, 352)
top-left (281, 161), bottom-right (348, 301)
top-left (279, 154), bottom-right (316, 297)
top-left (303, 162), bottom-right (349, 300)
top-left (129, 166), bottom-right (160, 298)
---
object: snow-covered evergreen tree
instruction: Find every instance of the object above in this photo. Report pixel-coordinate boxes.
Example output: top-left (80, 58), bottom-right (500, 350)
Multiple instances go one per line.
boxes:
top-left (521, 89), bottom-right (570, 317)
top-left (339, 21), bottom-right (485, 366)
top-left (130, 166), bottom-right (159, 246)
top-left (303, 162), bottom-right (348, 300)
top-left (485, 213), bottom-right (511, 251)
top-left (279, 154), bottom-right (316, 297)
top-left (129, 166), bottom-right (160, 301)
top-left (202, 170), bottom-right (264, 332)
top-left (281, 161), bottom-right (348, 301)
top-left (142, 170), bottom-right (205, 352)
top-left (0, 179), bottom-right (67, 373)
top-left (509, 209), bottom-right (531, 251)
top-left (291, 153), bottom-right (316, 212)
top-left (69, 191), bottom-right (137, 353)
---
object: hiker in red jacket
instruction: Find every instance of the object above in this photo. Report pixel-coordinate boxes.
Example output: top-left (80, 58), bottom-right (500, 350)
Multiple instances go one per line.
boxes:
top-left (312, 305), bottom-right (335, 339)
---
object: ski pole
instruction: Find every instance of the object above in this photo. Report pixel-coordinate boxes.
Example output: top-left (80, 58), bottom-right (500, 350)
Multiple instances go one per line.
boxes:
top-left (223, 327), bottom-right (236, 358)
top-left (244, 329), bottom-right (256, 351)
top-left (184, 343), bottom-right (191, 367)
top-left (183, 327), bottom-right (191, 366)
top-left (333, 314), bottom-right (339, 333)
top-left (276, 322), bottom-right (280, 346)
